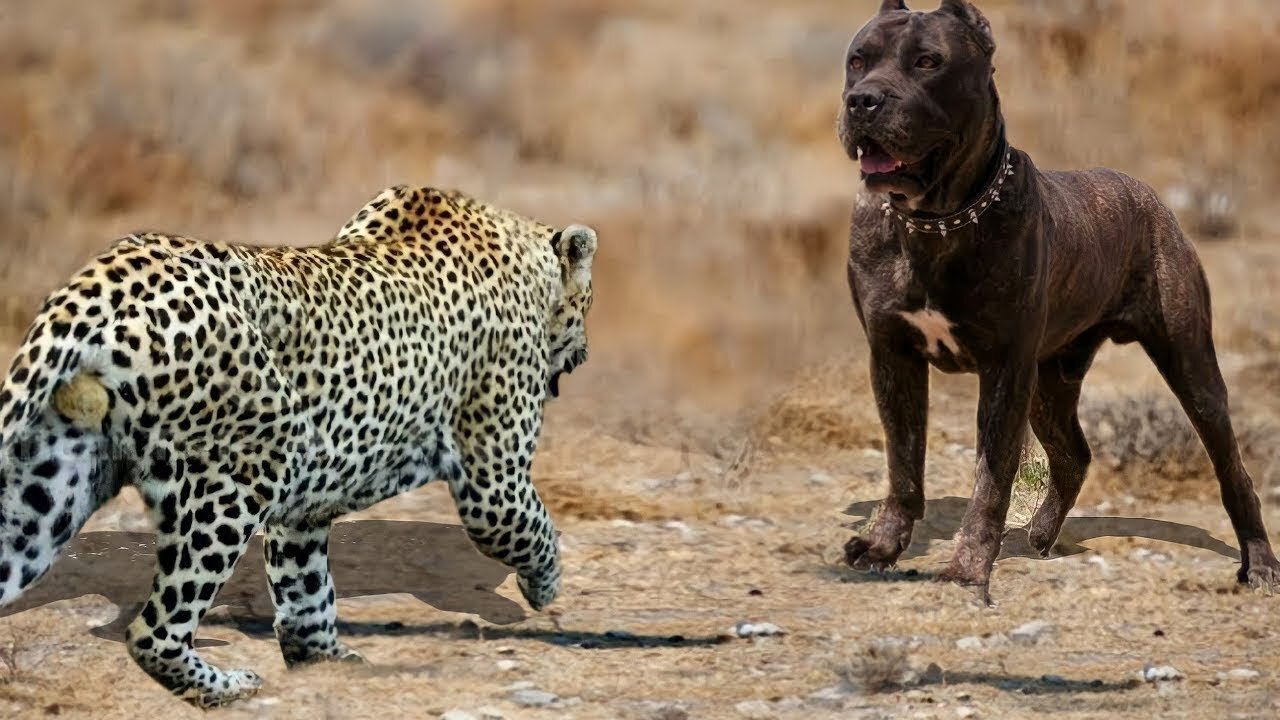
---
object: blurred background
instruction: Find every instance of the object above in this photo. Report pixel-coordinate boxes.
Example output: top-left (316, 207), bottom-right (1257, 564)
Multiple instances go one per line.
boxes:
top-left (1, 0), bottom-right (1279, 506)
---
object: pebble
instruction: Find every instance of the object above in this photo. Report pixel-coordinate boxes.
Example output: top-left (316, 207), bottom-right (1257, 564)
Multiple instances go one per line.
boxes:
top-left (808, 472), bottom-right (834, 485)
top-left (1140, 665), bottom-right (1184, 683)
top-left (1130, 548), bottom-right (1171, 563)
top-left (898, 661), bottom-right (943, 687)
top-left (504, 681), bottom-right (536, 691)
top-left (476, 708), bottom-right (506, 720)
top-left (732, 621), bottom-right (787, 638)
top-left (956, 636), bottom-right (984, 650)
top-left (956, 707), bottom-right (977, 718)
top-left (721, 515), bottom-right (773, 530)
top-left (441, 712), bottom-right (477, 720)
top-left (510, 689), bottom-right (559, 708)
top-left (495, 660), bottom-right (519, 671)
top-left (636, 701), bottom-right (690, 720)
top-left (1218, 668), bottom-right (1261, 681)
top-left (495, 646), bottom-right (515, 655)
top-left (983, 633), bottom-right (1009, 648)
top-left (1010, 620), bottom-right (1053, 646)
top-left (807, 685), bottom-right (853, 705)
top-left (735, 700), bottom-right (774, 719)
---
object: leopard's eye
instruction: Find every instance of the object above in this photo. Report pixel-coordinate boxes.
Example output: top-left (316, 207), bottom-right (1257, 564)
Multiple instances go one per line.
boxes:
top-left (916, 55), bottom-right (940, 70)
top-left (849, 56), bottom-right (865, 71)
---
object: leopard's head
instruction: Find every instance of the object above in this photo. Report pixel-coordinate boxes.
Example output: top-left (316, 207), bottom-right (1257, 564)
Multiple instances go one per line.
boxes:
top-left (546, 224), bottom-right (597, 398)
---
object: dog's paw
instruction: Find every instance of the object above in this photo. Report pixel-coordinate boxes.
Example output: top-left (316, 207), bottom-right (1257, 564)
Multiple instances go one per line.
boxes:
top-left (1244, 559), bottom-right (1280, 594)
top-left (935, 568), bottom-right (994, 607)
top-left (843, 535), bottom-right (901, 571)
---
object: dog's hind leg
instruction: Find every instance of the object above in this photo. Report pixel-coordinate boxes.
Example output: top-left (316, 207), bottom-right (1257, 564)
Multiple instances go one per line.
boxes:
top-left (1025, 332), bottom-right (1104, 556)
top-left (1138, 240), bottom-right (1280, 589)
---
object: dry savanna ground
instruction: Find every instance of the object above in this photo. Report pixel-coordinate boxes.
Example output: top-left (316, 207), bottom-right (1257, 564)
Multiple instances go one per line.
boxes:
top-left (2, 0), bottom-right (1279, 718)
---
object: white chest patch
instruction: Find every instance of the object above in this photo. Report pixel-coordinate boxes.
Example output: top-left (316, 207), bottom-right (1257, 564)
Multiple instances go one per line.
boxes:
top-left (898, 308), bottom-right (961, 357)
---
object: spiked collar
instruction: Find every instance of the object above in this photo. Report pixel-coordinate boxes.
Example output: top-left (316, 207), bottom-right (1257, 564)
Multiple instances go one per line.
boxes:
top-left (881, 143), bottom-right (1014, 236)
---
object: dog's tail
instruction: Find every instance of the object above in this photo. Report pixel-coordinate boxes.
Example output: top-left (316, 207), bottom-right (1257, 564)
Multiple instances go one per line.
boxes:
top-left (0, 284), bottom-right (119, 606)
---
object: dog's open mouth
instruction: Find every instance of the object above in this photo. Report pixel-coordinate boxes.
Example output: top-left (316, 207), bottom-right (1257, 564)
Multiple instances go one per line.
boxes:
top-left (857, 140), bottom-right (906, 177)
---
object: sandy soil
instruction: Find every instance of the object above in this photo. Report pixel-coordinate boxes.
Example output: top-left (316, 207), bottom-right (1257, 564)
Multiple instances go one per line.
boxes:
top-left (4, 253), bottom-right (1280, 718)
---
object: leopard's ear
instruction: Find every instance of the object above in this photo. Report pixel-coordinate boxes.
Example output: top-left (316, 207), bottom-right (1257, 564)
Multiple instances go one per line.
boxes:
top-left (879, 0), bottom-right (908, 12)
top-left (552, 225), bottom-right (597, 277)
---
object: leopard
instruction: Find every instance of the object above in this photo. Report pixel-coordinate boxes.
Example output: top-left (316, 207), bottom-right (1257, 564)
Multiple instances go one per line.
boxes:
top-left (0, 184), bottom-right (597, 706)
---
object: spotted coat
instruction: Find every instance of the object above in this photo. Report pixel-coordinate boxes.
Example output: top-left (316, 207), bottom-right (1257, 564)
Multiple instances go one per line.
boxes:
top-left (0, 185), bottom-right (597, 706)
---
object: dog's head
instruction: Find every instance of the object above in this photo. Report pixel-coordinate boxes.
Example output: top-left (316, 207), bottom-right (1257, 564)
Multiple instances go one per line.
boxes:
top-left (837, 0), bottom-right (997, 204)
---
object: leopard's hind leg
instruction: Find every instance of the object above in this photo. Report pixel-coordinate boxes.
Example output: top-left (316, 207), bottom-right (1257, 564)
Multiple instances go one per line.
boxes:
top-left (264, 520), bottom-right (363, 666)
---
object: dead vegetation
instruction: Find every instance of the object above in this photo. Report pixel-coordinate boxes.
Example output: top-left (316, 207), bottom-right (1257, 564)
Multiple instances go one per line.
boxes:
top-left (0, 0), bottom-right (1274, 533)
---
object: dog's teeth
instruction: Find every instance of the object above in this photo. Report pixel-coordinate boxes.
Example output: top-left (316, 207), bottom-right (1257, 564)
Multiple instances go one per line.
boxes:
top-left (857, 146), bottom-right (864, 159)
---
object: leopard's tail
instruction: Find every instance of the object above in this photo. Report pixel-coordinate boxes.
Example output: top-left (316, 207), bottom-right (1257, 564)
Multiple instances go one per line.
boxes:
top-left (0, 286), bottom-right (119, 606)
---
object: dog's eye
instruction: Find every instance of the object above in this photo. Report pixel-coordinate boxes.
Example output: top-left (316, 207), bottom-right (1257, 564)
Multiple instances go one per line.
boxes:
top-left (915, 55), bottom-right (940, 70)
top-left (849, 56), bottom-right (865, 71)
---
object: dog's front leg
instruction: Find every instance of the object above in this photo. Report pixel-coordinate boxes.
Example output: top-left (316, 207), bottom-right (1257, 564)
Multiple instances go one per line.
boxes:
top-left (845, 343), bottom-right (928, 571)
top-left (939, 357), bottom-right (1037, 599)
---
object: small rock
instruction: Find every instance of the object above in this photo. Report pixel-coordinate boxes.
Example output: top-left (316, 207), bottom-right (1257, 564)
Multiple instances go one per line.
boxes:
top-left (807, 685), bottom-right (854, 707)
top-left (1218, 668), bottom-right (1261, 682)
top-left (733, 621), bottom-right (787, 638)
top-left (956, 707), bottom-right (977, 718)
top-left (476, 708), bottom-right (505, 720)
top-left (504, 681), bottom-right (536, 691)
top-left (983, 633), bottom-right (1009, 648)
top-left (441, 712), bottom-right (477, 720)
top-left (735, 700), bottom-right (773, 719)
top-left (1130, 548), bottom-right (1171, 564)
top-left (809, 472), bottom-right (834, 485)
top-left (495, 646), bottom-right (515, 655)
top-left (920, 662), bottom-right (944, 685)
top-left (636, 701), bottom-right (690, 720)
top-left (495, 660), bottom-right (519, 671)
top-left (1010, 620), bottom-right (1053, 646)
top-left (1140, 665), bottom-right (1184, 683)
top-left (510, 689), bottom-right (559, 708)
top-left (956, 636), bottom-right (984, 650)
top-left (954, 692), bottom-right (972, 701)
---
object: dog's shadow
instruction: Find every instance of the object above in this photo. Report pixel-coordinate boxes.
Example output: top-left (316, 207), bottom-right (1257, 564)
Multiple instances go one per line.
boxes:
top-left (0, 520), bottom-right (528, 644)
top-left (845, 496), bottom-right (1241, 562)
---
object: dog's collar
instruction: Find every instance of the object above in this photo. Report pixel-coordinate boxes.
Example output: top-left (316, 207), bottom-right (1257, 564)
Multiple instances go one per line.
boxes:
top-left (881, 147), bottom-right (1014, 236)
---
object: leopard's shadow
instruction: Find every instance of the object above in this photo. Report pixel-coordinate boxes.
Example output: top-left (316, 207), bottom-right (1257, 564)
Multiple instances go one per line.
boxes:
top-left (845, 496), bottom-right (1241, 562)
top-left (0, 520), bottom-right (526, 643)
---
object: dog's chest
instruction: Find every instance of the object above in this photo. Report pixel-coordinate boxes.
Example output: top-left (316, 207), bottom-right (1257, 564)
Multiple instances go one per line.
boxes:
top-left (895, 303), bottom-right (975, 372)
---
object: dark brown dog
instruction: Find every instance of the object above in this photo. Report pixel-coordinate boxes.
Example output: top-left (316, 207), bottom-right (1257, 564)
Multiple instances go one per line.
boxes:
top-left (837, 0), bottom-right (1279, 599)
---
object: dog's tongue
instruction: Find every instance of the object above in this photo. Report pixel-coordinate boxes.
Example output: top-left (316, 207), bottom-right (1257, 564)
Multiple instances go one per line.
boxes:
top-left (860, 148), bottom-right (902, 175)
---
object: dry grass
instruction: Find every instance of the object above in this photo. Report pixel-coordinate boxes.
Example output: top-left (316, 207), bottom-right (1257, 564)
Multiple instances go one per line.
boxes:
top-left (835, 641), bottom-right (912, 694)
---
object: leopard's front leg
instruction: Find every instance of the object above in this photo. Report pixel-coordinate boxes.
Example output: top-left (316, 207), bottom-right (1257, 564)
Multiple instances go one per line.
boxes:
top-left (450, 393), bottom-right (561, 611)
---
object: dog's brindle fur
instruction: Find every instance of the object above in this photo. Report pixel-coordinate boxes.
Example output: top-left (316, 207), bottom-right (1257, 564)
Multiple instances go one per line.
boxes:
top-left (838, 0), bottom-right (1280, 597)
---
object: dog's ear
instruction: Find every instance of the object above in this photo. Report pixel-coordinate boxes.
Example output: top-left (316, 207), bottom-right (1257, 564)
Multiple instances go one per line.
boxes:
top-left (879, 0), bottom-right (908, 12)
top-left (938, 0), bottom-right (995, 55)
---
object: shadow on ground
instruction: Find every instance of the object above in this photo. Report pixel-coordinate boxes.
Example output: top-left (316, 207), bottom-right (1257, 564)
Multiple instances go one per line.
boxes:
top-left (844, 496), bottom-right (1241, 562)
top-left (930, 670), bottom-right (1140, 695)
top-left (0, 520), bottom-right (528, 642)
